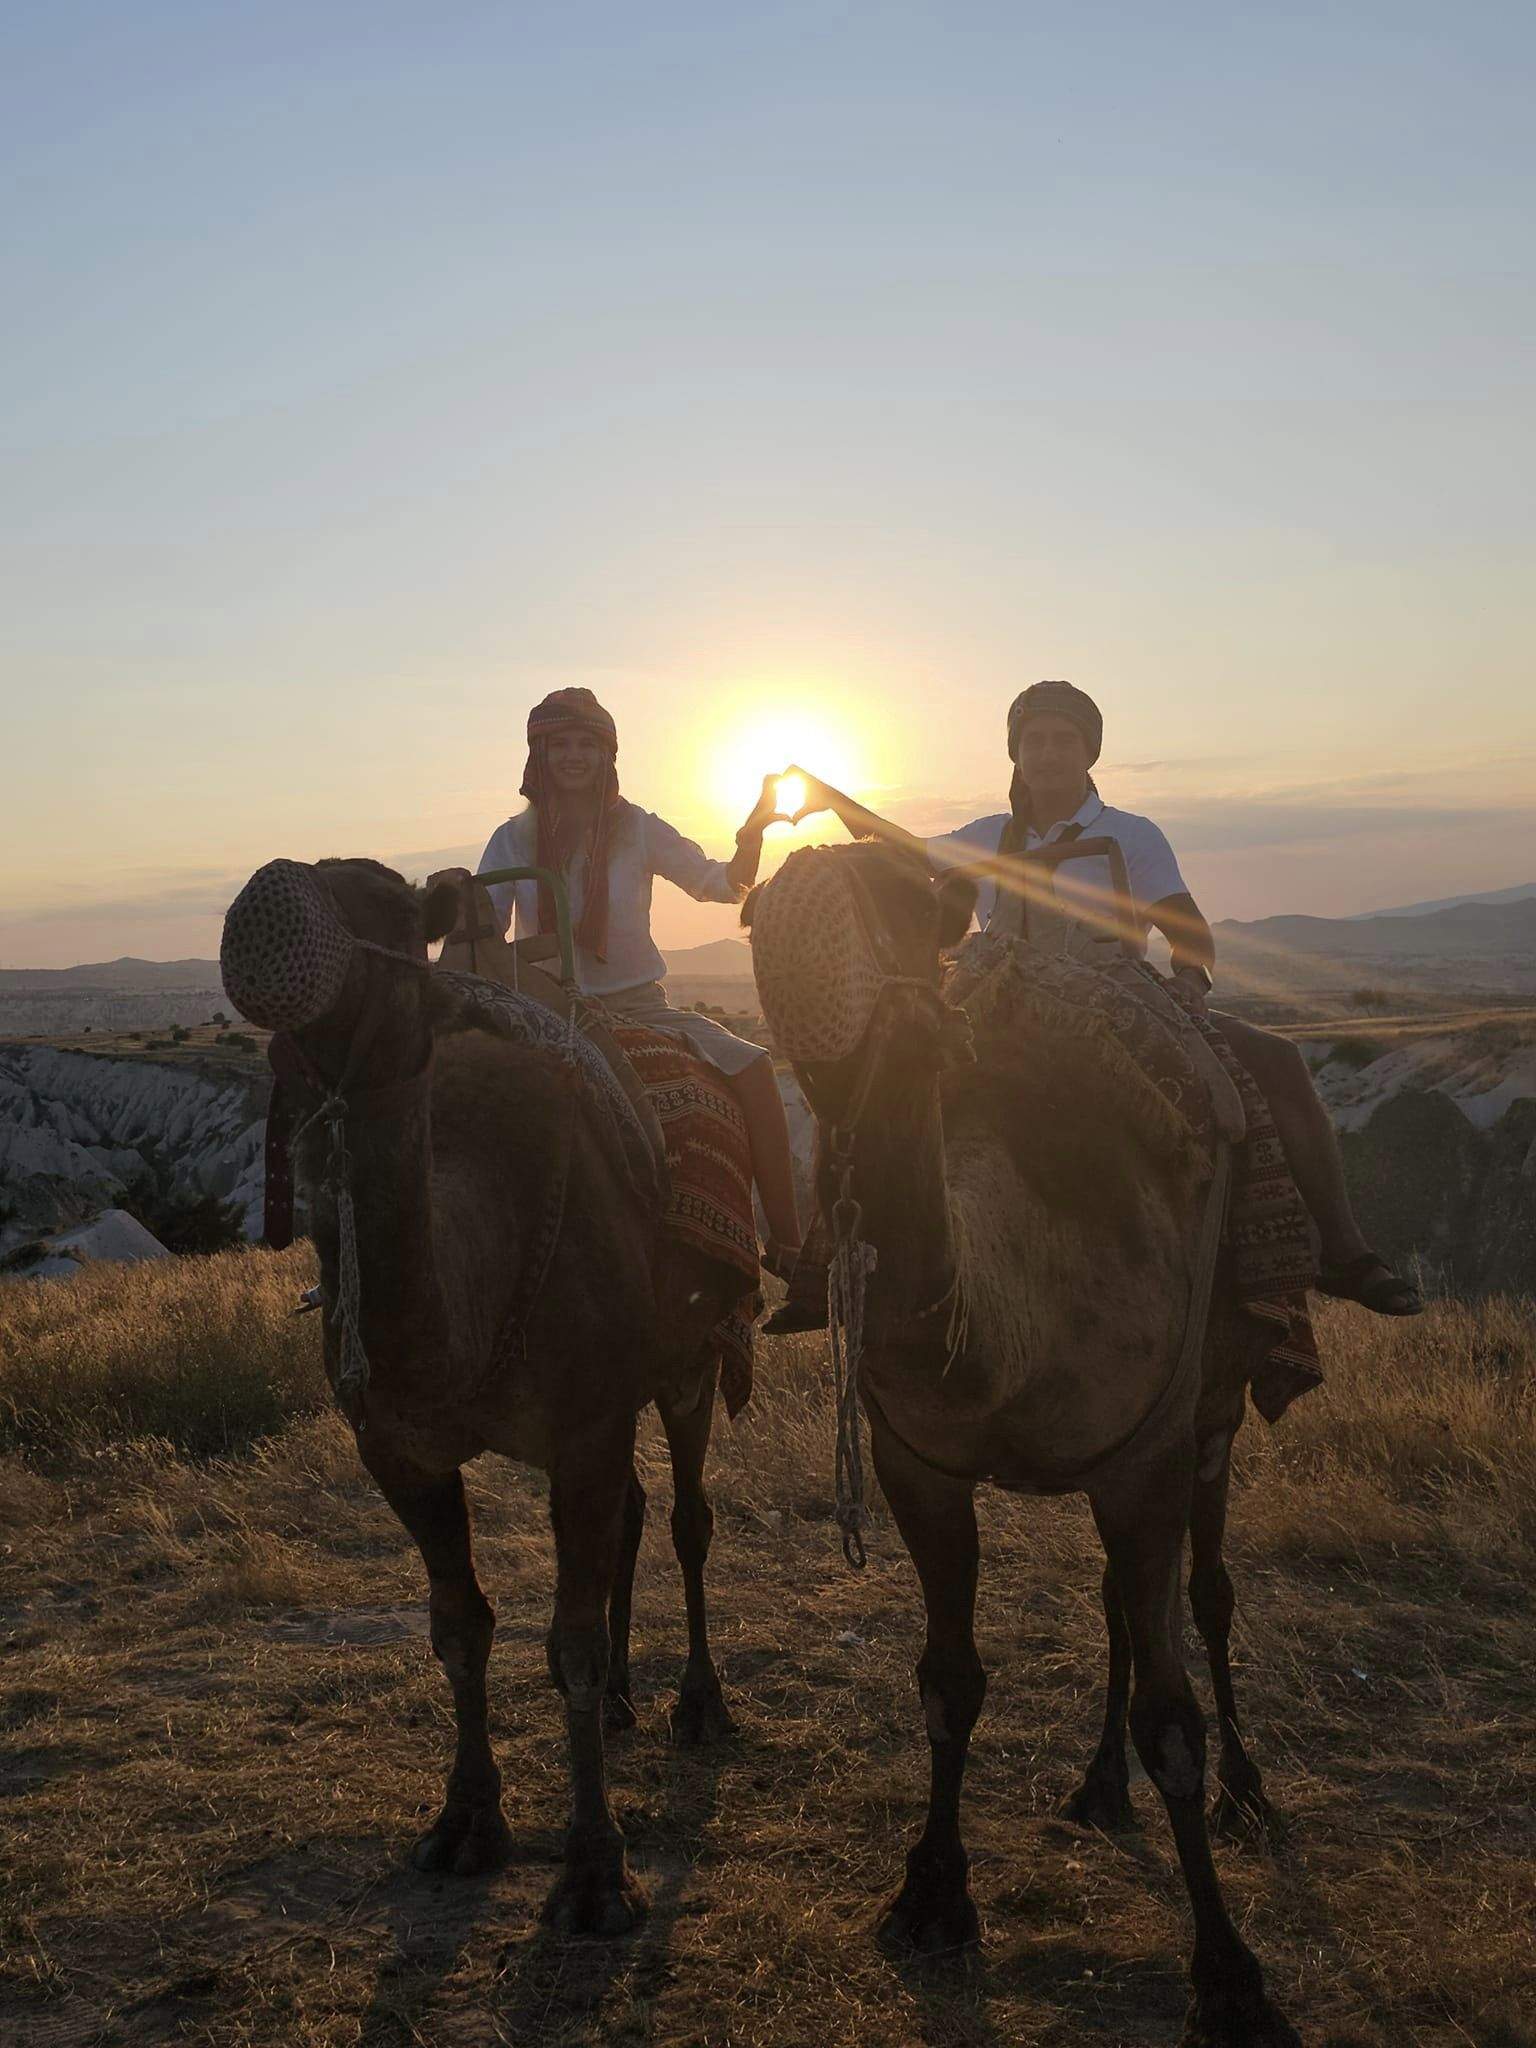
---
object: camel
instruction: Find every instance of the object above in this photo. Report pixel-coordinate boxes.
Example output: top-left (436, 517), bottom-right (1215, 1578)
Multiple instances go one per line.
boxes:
top-left (221, 856), bottom-right (750, 1934)
top-left (744, 840), bottom-right (1298, 2048)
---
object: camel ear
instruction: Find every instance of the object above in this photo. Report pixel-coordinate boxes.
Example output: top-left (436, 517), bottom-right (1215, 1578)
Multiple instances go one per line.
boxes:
top-left (740, 882), bottom-right (764, 930)
top-left (420, 877), bottom-right (463, 947)
top-left (935, 872), bottom-right (979, 949)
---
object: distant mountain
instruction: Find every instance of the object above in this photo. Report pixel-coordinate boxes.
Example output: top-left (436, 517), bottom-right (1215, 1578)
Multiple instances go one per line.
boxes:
top-left (0, 957), bottom-right (223, 991)
top-left (1215, 894), bottom-right (1536, 1004)
top-left (1358, 882), bottom-right (1536, 919)
top-left (663, 937), bottom-right (753, 976)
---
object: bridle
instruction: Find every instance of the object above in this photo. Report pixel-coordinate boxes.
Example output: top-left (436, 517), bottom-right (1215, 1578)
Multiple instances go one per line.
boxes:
top-left (779, 860), bottom-right (973, 1569)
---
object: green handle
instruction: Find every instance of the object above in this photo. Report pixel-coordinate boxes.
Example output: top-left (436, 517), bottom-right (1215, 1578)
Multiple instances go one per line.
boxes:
top-left (474, 865), bottom-right (577, 986)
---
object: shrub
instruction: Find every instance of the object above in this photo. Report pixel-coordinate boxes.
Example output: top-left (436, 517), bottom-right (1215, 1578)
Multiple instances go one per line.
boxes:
top-left (1327, 1037), bottom-right (1385, 1072)
top-left (1349, 986), bottom-right (1392, 1011)
top-left (0, 1246), bottom-right (326, 1467)
top-left (170, 1025), bottom-right (190, 1044)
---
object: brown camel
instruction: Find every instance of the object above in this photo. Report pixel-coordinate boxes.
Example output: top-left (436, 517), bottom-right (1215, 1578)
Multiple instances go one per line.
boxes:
top-left (744, 840), bottom-right (1298, 2048)
top-left (221, 856), bottom-right (749, 1933)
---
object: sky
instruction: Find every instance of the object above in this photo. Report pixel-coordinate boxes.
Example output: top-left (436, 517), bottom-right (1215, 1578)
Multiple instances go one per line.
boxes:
top-left (2, 1), bottom-right (1533, 968)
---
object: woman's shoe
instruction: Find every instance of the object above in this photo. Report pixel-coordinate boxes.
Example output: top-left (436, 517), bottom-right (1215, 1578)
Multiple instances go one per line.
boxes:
top-left (762, 1250), bottom-right (829, 1334)
top-left (1316, 1251), bottom-right (1422, 1316)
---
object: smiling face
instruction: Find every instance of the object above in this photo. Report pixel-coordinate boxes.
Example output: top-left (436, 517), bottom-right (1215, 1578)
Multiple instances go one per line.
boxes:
top-left (544, 728), bottom-right (609, 798)
top-left (1012, 712), bottom-right (1093, 804)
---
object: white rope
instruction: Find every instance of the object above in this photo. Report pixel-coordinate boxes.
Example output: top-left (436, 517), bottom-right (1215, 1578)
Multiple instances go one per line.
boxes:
top-left (828, 1221), bottom-right (878, 1569)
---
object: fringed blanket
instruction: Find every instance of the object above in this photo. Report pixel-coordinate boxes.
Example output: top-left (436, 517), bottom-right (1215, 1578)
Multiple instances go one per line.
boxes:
top-left (610, 1024), bottom-right (761, 1416)
top-left (945, 934), bottom-right (1322, 1421)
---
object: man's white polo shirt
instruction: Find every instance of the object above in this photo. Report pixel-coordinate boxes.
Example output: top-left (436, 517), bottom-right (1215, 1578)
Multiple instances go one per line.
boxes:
top-left (928, 781), bottom-right (1188, 956)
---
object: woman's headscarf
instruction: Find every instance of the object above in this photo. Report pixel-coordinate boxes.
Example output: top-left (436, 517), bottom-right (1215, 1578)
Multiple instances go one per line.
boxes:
top-left (520, 688), bottom-right (622, 962)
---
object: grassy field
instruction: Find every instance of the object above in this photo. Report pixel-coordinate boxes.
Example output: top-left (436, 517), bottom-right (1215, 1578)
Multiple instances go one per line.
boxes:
top-left (2, 1252), bottom-right (1534, 2047)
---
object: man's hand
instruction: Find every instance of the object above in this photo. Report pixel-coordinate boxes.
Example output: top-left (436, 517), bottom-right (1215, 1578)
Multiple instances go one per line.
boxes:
top-left (1172, 965), bottom-right (1211, 1017)
top-left (782, 764), bottom-right (839, 825)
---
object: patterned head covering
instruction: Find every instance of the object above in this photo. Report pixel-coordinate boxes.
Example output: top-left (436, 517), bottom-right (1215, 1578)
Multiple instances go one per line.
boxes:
top-left (1006, 680), bottom-right (1103, 767)
top-left (519, 688), bottom-right (622, 963)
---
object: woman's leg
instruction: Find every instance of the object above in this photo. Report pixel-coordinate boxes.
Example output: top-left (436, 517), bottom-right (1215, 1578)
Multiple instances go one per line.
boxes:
top-left (730, 1054), bottom-right (802, 1254)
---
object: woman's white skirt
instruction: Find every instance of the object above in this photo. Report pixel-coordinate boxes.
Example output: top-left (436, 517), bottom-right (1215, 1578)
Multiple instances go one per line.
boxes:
top-left (598, 980), bottom-right (768, 1077)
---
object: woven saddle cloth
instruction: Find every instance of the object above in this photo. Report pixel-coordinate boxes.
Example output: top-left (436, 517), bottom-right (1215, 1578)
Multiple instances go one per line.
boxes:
top-left (943, 933), bottom-right (1322, 1419)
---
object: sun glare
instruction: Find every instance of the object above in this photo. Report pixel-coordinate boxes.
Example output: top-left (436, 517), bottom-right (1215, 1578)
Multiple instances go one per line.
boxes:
top-left (713, 713), bottom-right (863, 833)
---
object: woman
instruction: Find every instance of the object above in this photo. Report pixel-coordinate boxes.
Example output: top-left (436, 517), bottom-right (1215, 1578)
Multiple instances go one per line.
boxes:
top-left (477, 688), bottom-right (801, 1275)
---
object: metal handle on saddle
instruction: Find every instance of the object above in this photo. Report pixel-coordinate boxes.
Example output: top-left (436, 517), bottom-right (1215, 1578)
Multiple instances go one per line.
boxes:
top-left (960, 835), bottom-right (1140, 956)
top-left (475, 865), bottom-right (578, 986)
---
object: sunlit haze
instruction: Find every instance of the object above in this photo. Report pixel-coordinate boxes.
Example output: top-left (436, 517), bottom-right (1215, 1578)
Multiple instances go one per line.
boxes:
top-left (2, 5), bottom-right (1533, 968)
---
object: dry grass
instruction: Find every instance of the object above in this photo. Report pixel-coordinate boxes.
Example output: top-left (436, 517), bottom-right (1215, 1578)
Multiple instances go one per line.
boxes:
top-left (1, 1257), bottom-right (1534, 2046)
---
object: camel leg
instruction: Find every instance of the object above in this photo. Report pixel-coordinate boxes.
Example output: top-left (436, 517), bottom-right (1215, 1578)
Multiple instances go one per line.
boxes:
top-left (604, 1466), bottom-right (646, 1733)
top-left (1094, 1455), bottom-right (1298, 2048)
top-left (543, 1411), bottom-right (645, 1936)
top-left (871, 1415), bottom-right (986, 1954)
top-left (1061, 1560), bottom-right (1136, 1830)
top-left (365, 1460), bottom-right (512, 1877)
top-left (660, 1359), bottom-right (736, 1745)
top-left (1189, 1431), bottom-right (1280, 1844)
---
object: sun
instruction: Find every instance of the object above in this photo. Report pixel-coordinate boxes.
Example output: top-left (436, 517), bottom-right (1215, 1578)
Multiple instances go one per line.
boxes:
top-left (713, 712), bottom-right (864, 831)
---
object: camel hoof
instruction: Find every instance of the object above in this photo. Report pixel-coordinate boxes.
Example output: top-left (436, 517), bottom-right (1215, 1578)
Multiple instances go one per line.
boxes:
top-left (540, 1864), bottom-right (647, 1938)
top-left (1182, 1989), bottom-right (1300, 2047)
top-left (1211, 1780), bottom-right (1287, 1849)
top-left (410, 1805), bottom-right (513, 1877)
top-left (872, 1851), bottom-right (978, 1957)
top-left (603, 1689), bottom-right (639, 1734)
top-left (669, 1680), bottom-right (737, 1747)
top-left (1060, 1771), bottom-right (1136, 1832)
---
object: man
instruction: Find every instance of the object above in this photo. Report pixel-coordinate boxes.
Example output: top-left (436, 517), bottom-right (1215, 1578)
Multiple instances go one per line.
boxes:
top-left (770, 679), bottom-right (1419, 1330)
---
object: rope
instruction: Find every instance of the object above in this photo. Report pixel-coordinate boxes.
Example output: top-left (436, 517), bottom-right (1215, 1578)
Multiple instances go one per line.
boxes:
top-left (293, 1091), bottom-right (371, 1425)
top-left (827, 1174), bottom-right (878, 1569)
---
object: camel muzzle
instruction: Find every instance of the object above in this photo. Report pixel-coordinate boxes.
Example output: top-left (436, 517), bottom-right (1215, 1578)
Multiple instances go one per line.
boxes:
top-left (220, 858), bottom-right (357, 1031)
top-left (748, 848), bottom-right (890, 1063)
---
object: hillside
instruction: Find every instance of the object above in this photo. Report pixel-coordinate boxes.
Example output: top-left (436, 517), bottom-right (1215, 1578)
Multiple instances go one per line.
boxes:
top-left (1214, 895), bottom-right (1536, 1007)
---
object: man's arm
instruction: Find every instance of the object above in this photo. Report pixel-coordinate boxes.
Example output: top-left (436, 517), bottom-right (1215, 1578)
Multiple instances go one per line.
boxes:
top-left (1149, 891), bottom-right (1216, 1006)
top-left (785, 767), bottom-right (930, 864)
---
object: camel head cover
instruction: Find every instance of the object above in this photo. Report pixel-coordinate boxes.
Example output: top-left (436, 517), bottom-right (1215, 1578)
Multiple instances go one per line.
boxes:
top-left (220, 859), bottom-right (358, 1031)
top-left (746, 846), bottom-right (890, 1063)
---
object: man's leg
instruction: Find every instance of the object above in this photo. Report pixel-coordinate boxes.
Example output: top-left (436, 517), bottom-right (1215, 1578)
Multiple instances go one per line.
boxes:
top-left (1213, 1012), bottom-right (1420, 1314)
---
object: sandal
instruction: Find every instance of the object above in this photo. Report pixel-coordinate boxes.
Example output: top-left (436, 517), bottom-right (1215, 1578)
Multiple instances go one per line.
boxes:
top-left (1316, 1251), bottom-right (1422, 1317)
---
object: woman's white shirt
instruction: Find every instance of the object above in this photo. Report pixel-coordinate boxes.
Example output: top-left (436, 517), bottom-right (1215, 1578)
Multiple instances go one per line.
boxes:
top-left (476, 802), bottom-right (740, 995)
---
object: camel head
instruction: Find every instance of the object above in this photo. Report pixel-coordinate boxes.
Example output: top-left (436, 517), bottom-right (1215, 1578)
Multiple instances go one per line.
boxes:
top-left (742, 841), bottom-right (976, 1125)
top-left (221, 856), bottom-right (461, 1081)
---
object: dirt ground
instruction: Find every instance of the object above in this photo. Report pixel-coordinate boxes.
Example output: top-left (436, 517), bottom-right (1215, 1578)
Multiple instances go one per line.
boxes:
top-left (2, 1257), bottom-right (1534, 2047)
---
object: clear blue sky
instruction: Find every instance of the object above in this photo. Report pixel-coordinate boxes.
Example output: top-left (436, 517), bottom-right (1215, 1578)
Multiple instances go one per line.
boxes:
top-left (3, 2), bottom-right (1532, 964)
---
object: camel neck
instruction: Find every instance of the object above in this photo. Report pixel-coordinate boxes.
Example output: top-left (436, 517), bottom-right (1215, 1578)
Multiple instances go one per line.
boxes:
top-left (308, 1079), bottom-right (450, 1369)
top-left (846, 1068), bottom-right (957, 1335)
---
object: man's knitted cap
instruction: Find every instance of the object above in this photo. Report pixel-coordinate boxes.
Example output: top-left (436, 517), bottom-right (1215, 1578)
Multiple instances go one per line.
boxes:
top-left (1006, 680), bottom-right (1103, 766)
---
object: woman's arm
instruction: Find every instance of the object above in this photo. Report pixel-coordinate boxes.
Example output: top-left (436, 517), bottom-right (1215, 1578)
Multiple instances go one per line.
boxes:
top-left (726, 775), bottom-right (789, 893)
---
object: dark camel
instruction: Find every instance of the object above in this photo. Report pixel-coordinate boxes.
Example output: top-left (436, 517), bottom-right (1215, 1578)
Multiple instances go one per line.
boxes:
top-left (224, 857), bottom-right (746, 1933)
top-left (744, 840), bottom-right (1297, 2047)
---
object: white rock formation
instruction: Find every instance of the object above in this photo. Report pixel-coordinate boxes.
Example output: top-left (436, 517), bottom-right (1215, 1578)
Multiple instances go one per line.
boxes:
top-left (0, 1046), bottom-right (268, 1253)
top-left (17, 1207), bottom-right (172, 1279)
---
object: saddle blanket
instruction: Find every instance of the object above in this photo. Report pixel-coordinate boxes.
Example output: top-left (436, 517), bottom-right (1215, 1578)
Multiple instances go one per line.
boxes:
top-left (610, 1023), bottom-right (761, 1416)
top-left (945, 934), bottom-right (1322, 1421)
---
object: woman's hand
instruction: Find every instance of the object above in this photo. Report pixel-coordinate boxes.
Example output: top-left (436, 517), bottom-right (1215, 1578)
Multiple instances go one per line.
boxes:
top-left (736, 772), bottom-right (790, 841)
